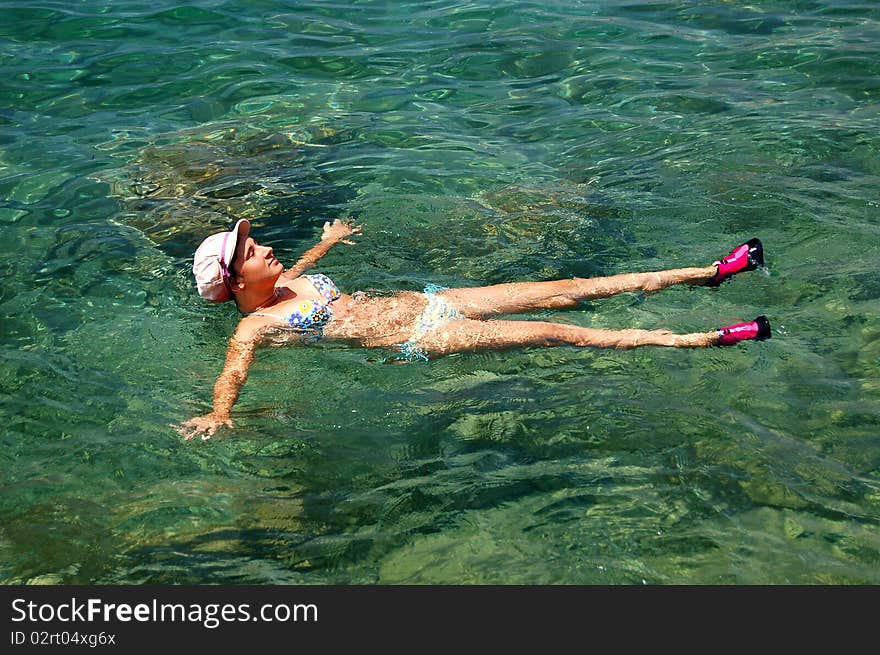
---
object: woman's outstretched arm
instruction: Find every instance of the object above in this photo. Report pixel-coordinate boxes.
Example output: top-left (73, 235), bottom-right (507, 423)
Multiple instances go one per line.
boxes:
top-left (175, 324), bottom-right (261, 441)
top-left (280, 218), bottom-right (362, 281)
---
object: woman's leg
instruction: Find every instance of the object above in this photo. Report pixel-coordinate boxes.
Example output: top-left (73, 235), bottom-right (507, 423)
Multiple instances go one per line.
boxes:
top-left (438, 266), bottom-right (717, 319)
top-left (416, 318), bottom-right (718, 356)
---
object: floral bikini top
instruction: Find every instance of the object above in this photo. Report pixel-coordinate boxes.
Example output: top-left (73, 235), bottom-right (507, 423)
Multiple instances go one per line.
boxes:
top-left (247, 273), bottom-right (341, 337)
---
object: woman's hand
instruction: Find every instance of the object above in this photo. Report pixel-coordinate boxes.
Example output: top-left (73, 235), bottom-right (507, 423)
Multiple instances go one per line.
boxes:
top-left (175, 414), bottom-right (233, 441)
top-left (283, 218), bottom-right (362, 281)
top-left (321, 218), bottom-right (362, 245)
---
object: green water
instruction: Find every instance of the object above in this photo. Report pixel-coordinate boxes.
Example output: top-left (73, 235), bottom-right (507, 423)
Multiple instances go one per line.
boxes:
top-left (1, 0), bottom-right (879, 584)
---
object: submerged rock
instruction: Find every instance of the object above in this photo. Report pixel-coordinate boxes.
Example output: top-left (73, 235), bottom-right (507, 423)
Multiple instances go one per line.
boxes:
top-left (93, 122), bottom-right (355, 259)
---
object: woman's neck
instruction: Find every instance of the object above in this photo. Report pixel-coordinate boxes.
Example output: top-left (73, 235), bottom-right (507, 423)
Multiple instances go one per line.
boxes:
top-left (235, 286), bottom-right (285, 314)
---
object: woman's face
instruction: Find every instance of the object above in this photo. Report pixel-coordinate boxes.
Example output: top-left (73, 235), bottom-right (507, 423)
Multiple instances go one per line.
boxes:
top-left (231, 236), bottom-right (283, 286)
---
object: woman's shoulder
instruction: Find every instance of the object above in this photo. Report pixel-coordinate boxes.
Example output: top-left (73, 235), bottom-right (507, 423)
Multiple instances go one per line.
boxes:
top-left (234, 313), bottom-right (279, 341)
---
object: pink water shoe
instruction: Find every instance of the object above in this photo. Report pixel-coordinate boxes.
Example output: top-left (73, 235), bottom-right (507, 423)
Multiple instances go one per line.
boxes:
top-left (707, 238), bottom-right (764, 286)
top-left (716, 315), bottom-right (771, 346)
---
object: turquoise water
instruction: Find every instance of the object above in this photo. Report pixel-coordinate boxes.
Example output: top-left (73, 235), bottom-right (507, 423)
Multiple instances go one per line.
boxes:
top-left (1, 0), bottom-right (879, 584)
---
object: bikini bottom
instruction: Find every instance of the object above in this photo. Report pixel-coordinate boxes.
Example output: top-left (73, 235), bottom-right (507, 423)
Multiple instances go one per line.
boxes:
top-left (397, 283), bottom-right (463, 362)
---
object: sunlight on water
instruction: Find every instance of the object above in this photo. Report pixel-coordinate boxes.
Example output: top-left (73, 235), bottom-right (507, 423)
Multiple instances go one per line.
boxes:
top-left (1, 0), bottom-right (879, 585)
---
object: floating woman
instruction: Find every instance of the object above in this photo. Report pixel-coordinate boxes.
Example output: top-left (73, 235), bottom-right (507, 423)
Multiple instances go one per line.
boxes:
top-left (176, 218), bottom-right (770, 440)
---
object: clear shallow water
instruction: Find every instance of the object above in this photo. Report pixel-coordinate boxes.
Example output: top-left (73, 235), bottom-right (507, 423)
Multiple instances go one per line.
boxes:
top-left (1, 0), bottom-right (879, 584)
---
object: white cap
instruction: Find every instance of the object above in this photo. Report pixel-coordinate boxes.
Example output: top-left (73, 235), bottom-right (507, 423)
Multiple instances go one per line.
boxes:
top-left (192, 219), bottom-right (250, 302)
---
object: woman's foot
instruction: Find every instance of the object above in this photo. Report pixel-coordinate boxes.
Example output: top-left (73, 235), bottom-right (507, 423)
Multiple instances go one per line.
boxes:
top-left (716, 315), bottom-right (772, 345)
top-left (707, 238), bottom-right (764, 286)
